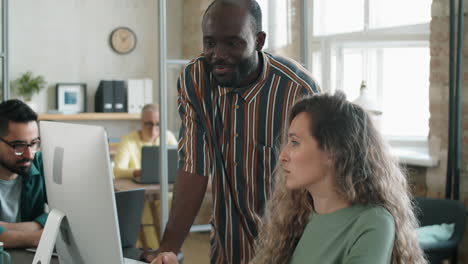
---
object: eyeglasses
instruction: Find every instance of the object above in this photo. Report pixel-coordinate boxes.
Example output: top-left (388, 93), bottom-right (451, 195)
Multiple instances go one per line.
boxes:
top-left (143, 122), bottom-right (160, 128)
top-left (0, 137), bottom-right (41, 156)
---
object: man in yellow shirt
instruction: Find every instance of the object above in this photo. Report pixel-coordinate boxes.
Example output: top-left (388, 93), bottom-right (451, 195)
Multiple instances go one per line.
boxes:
top-left (113, 103), bottom-right (177, 249)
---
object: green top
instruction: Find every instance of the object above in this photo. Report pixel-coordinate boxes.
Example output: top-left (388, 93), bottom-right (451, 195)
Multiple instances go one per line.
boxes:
top-left (0, 152), bottom-right (48, 235)
top-left (290, 205), bottom-right (395, 264)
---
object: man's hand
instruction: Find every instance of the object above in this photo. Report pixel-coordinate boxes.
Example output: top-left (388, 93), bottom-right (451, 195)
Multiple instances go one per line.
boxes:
top-left (141, 249), bottom-right (159, 262)
top-left (150, 252), bottom-right (178, 264)
top-left (31, 229), bottom-right (43, 247)
top-left (0, 221), bottom-right (41, 232)
top-left (149, 171), bottom-right (208, 259)
top-left (0, 221), bottom-right (43, 248)
top-left (140, 171), bottom-right (208, 262)
top-left (0, 229), bottom-right (43, 248)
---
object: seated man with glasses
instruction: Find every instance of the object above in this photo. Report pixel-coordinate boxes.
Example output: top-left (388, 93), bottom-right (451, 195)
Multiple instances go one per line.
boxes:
top-left (113, 103), bottom-right (178, 179)
top-left (0, 99), bottom-right (47, 248)
top-left (113, 103), bottom-right (177, 249)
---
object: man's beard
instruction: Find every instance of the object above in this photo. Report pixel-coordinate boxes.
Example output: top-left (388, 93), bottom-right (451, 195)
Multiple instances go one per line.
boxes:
top-left (210, 55), bottom-right (257, 87)
top-left (0, 156), bottom-right (32, 175)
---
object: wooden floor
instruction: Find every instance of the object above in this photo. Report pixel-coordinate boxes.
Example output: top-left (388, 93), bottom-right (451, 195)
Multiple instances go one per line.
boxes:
top-left (181, 232), bottom-right (211, 264)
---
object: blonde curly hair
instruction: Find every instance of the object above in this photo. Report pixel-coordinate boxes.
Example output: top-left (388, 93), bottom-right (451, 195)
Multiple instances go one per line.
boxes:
top-left (252, 92), bottom-right (426, 264)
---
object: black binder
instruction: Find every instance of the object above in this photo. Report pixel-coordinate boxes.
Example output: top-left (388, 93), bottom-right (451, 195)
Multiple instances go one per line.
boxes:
top-left (113, 80), bottom-right (127, 112)
top-left (95, 80), bottom-right (127, 112)
top-left (95, 81), bottom-right (114, 112)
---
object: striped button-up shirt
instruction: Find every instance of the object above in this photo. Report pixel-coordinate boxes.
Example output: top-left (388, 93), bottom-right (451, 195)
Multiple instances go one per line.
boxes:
top-left (177, 51), bottom-right (320, 263)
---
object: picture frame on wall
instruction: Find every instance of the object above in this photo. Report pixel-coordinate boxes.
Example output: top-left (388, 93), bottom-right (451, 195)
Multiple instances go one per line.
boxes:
top-left (56, 83), bottom-right (87, 113)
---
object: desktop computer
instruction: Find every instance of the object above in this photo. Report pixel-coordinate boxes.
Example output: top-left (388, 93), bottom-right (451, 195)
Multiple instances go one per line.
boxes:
top-left (33, 121), bottom-right (145, 264)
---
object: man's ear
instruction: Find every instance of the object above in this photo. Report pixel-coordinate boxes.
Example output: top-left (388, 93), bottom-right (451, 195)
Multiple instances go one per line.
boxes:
top-left (255, 31), bottom-right (266, 51)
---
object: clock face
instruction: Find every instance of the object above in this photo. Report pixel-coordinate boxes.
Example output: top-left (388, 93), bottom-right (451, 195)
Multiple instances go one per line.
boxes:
top-left (110, 27), bottom-right (137, 54)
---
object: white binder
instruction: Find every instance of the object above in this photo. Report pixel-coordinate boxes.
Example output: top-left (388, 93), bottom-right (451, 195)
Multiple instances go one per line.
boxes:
top-left (127, 79), bottom-right (153, 113)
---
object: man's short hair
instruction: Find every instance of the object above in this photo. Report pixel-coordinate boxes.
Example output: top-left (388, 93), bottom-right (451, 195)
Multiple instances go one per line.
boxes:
top-left (141, 103), bottom-right (159, 117)
top-left (204, 0), bottom-right (263, 33)
top-left (0, 99), bottom-right (38, 136)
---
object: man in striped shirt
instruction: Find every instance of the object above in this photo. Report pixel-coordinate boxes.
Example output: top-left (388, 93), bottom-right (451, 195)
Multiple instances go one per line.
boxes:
top-left (146, 0), bottom-right (319, 263)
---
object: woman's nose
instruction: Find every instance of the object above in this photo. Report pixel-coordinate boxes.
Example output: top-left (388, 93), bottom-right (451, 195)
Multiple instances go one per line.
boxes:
top-left (279, 146), bottom-right (288, 162)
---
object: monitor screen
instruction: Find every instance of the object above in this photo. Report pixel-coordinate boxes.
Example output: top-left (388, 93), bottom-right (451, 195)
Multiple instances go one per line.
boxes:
top-left (37, 121), bottom-right (141, 264)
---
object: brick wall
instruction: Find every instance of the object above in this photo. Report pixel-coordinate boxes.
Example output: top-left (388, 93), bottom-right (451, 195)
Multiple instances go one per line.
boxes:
top-left (181, 0), bottom-right (302, 60)
top-left (182, 0), bottom-right (212, 59)
top-left (429, 0), bottom-right (468, 262)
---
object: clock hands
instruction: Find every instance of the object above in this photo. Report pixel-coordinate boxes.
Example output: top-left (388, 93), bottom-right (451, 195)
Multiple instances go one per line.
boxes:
top-left (120, 33), bottom-right (130, 42)
top-left (111, 27), bottom-right (136, 54)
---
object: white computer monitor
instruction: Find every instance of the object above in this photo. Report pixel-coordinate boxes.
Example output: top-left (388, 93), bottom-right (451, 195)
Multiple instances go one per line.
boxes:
top-left (33, 121), bottom-right (144, 264)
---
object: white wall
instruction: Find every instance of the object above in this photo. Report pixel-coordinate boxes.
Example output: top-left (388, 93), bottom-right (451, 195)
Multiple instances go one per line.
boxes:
top-left (10, 0), bottom-right (184, 137)
top-left (11, 0), bottom-right (159, 113)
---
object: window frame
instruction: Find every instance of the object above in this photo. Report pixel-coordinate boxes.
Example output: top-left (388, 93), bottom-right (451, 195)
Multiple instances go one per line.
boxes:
top-left (308, 0), bottom-right (430, 138)
top-left (306, 0), bottom-right (434, 166)
top-left (310, 23), bottom-right (430, 93)
top-left (258, 0), bottom-right (293, 51)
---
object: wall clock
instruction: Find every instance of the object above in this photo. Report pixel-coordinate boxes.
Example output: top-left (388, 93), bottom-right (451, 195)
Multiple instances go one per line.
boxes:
top-left (110, 27), bottom-right (137, 54)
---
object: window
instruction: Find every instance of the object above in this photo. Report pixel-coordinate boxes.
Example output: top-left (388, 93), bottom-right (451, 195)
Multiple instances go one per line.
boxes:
top-left (257, 0), bottom-right (293, 51)
top-left (310, 0), bottom-right (431, 138)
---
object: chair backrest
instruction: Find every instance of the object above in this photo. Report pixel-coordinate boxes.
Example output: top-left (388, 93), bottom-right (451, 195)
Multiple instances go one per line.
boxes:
top-left (414, 197), bottom-right (466, 243)
top-left (115, 189), bottom-right (145, 248)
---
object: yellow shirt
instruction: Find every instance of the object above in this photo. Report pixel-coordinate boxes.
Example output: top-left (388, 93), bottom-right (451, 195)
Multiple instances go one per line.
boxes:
top-left (113, 130), bottom-right (178, 179)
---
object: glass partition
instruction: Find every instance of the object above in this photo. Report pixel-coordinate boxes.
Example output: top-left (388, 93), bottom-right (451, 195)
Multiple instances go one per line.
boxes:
top-left (167, 64), bottom-right (184, 137)
top-left (0, 57), bottom-right (3, 100)
top-left (0, 0), bottom-right (7, 101)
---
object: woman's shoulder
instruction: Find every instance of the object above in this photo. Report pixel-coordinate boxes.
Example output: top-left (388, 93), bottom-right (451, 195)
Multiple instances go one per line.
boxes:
top-left (355, 205), bottom-right (395, 231)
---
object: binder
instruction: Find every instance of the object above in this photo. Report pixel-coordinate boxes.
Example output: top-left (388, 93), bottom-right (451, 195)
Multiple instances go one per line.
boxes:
top-left (127, 79), bottom-right (143, 114)
top-left (113, 80), bottom-right (127, 112)
top-left (95, 81), bottom-right (114, 112)
top-left (127, 79), bottom-right (153, 114)
top-left (143, 79), bottom-right (153, 105)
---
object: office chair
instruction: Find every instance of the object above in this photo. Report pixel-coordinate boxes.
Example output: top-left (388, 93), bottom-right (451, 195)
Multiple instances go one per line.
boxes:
top-left (414, 197), bottom-right (466, 264)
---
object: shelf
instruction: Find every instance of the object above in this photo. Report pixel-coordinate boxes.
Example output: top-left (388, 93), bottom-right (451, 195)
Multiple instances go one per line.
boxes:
top-left (38, 113), bottom-right (140, 121)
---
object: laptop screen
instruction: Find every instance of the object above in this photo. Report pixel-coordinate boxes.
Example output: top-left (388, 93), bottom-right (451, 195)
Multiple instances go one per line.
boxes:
top-left (138, 146), bottom-right (178, 184)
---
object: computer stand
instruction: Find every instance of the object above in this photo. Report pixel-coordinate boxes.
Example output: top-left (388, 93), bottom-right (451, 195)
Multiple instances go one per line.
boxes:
top-left (32, 209), bottom-right (65, 264)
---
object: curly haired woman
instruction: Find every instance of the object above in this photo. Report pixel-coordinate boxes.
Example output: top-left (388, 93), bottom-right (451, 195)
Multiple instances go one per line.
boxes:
top-left (150, 92), bottom-right (426, 264)
top-left (252, 92), bottom-right (426, 264)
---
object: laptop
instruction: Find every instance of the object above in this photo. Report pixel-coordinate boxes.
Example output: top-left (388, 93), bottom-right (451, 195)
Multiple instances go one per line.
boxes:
top-left (134, 145), bottom-right (178, 184)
